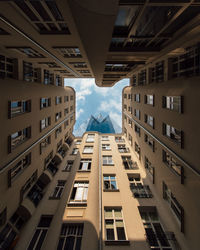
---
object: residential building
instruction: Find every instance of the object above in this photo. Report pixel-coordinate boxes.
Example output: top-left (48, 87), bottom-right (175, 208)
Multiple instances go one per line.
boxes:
top-left (86, 115), bottom-right (115, 134)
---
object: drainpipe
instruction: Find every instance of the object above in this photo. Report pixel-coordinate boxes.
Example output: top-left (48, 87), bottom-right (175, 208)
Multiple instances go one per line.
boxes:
top-left (98, 134), bottom-right (102, 250)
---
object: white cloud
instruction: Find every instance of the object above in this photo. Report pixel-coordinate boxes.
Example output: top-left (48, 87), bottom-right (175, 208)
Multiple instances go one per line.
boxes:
top-left (109, 112), bottom-right (122, 128)
top-left (76, 108), bottom-right (84, 119)
top-left (98, 99), bottom-right (122, 113)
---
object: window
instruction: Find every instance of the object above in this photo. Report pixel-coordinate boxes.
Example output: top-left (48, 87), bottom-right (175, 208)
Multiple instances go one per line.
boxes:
top-left (0, 54), bottom-right (14, 79)
top-left (134, 124), bottom-right (140, 136)
top-left (145, 157), bottom-right (155, 184)
top-left (118, 144), bottom-right (129, 153)
top-left (124, 93), bottom-right (127, 98)
top-left (134, 142), bottom-right (140, 159)
top-left (20, 171), bottom-right (37, 201)
top-left (64, 108), bottom-right (69, 116)
top-left (0, 223), bottom-right (17, 249)
top-left (128, 119), bottom-right (132, 128)
top-left (72, 148), bottom-right (78, 155)
top-left (53, 47), bottom-right (81, 58)
top-left (27, 215), bottom-right (53, 250)
top-left (23, 61), bottom-right (39, 82)
top-left (55, 96), bottom-right (62, 104)
top-left (40, 117), bottom-right (51, 131)
top-left (163, 151), bottom-right (184, 183)
top-left (144, 134), bottom-right (155, 152)
top-left (163, 123), bottom-right (183, 147)
top-left (102, 136), bottom-right (109, 141)
top-left (50, 180), bottom-right (66, 199)
top-left (104, 208), bottom-right (127, 242)
top-left (44, 151), bottom-right (53, 168)
top-left (122, 156), bottom-right (137, 169)
top-left (14, 1), bottom-right (70, 35)
top-left (79, 159), bottom-right (91, 171)
top-left (75, 140), bottom-right (82, 145)
top-left (69, 181), bottom-right (89, 204)
top-left (7, 46), bottom-right (44, 58)
top-left (128, 174), bottom-right (152, 198)
top-left (145, 95), bottom-right (154, 105)
top-left (163, 96), bottom-right (182, 113)
top-left (128, 134), bottom-right (132, 146)
top-left (102, 144), bottom-right (111, 151)
top-left (86, 134), bottom-right (95, 143)
top-left (57, 223), bottom-right (83, 250)
top-left (83, 146), bottom-right (93, 154)
top-left (139, 208), bottom-right (174, 249)
top-left (64, 96), bottom-right (69, 102)
top-left (55, 126), bottom-right (62, 138)
top-left (55, 111), bottom-right (62, 122)
top-left (115, 137), bottom-right (124, 143)
top-left (103, 156), bottom-right (114, 165)
top-left (124, 104), bottom-right (127, 111)
top-left (9, 100), bottom-right (31, 118)
top-left (134, 93), bottom-right (140, 102)
top-left (63, 161), bottom-right (74, 172)
top-left (40, 98), bottom-right (51, 109)
top-left (128, 94), bottom-right (132, 100)
top-left (0, 208), bottom-right (7, 226)
top-left (44, 69), bottom-right (54, 85)
top-left (70, 62), bottom-right (87, 68)
top-left (144, 114), bottom-right (154, 128)
top-left (163, 182), bottom-right (184, 232)
top-left (70, 95), bottom-right (74, 101)
top-left (27, 181), bottom-right (44, 207)
top-left (134, 109), bottom-right (140, 119)
top-left (9, 127), bottom-right (31, 152)
top-left (8, 153), bottom-right (31, 186)
top-left (55, 75), bottom-right (62, 86)
top-left (128, 106), bottom-right (132, 114)
top-left (70, 105), bottom-right (73, 112)
top-left (103, 175), bottom-right (118, 191)
top-left (150, 61), bottom-right (164, 83)
top-left (138, 69), bottom-right (146, 85)
top-left (64, 120), bottom-right (69, 129)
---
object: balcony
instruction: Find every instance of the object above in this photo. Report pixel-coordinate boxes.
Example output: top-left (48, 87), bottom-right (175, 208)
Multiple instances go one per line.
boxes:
top-left (130, 184), bottom-right (153, 198)
top-left (123, 160), bottom-right (138, 170)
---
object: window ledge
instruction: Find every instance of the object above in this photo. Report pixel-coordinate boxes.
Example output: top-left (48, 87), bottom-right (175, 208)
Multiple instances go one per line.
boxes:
top-left (103, 189), bottom-right (119, 192)
top-left (49, 197), bottom-right (61, 200)
top-left (105, 240), bottom-right (130, 246)
top-left (82, 152), bottom-right (93, 154)
top-left (77, 170), bottom-right (91, 173)
top-left (102, 149), bottom-right (111, 151)
top-left (67, 202), bottom-right (87, 207)
top-left (103, 164), bottom-right (114, 166)
top-left (62, 170), bottom-right (71, 172)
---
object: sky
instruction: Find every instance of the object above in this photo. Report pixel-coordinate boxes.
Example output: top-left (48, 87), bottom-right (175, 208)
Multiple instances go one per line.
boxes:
top-left (64, 78), bottom-right (129, 136)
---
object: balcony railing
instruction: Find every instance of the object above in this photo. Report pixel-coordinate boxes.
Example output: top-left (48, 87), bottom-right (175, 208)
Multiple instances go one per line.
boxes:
top-left (130, 185), bottom-right (153, 198)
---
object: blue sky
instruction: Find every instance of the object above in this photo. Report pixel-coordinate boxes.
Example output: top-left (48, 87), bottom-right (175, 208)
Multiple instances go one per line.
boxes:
top-left (64, 78), bottom-right (129, 136)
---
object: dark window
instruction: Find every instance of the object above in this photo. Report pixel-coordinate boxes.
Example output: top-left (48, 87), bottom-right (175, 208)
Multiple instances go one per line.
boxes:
top-left (8, 127), bottom-right (31, 153)
top-left (145, 157), bottom-right (155, 184)
top-left (8, 153), bottom-right (31, 186)
top-left (63, 161), bottom-right (73, 172)
top-left (27, 215), bottom-right (53, 250)
top-left (57, 223), bottom-right (84, 250)
top-left (50, 180), bottom-right (66, 199)
top-left (0, 54), bottom-right (14, 79)
top-left (9, 100), bottom-right (31, 118)
top-left (163, 123), bottom-right (183, 148)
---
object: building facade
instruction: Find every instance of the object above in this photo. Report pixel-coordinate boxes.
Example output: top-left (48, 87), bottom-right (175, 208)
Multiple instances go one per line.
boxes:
top-left (1, 132), bottom-right (188, 250)
top-left (0, 1), bottom-right (200, 250)
top-left (122, 44), bottom-right (200, 250)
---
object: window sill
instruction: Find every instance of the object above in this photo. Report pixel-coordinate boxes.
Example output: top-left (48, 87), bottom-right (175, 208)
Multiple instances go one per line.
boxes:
top-left (105, 240), bottom-right (130, 246)
top-left (77, 170), bottom-right (91, 173)
top-left (62, 169), bottom-right (71, 172)
top-left (49, 197), bottom-right (61, 200)
top-left (67, 202), bottom-right (87, 207)
top-left (82, 152), bottom-right (93, 154)
top-left (102, 149), bottom-right (111, 151)
top-left (103, 189), bottom-right (119, 192)
top-left (103, 164), bottom-right (114, 166)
